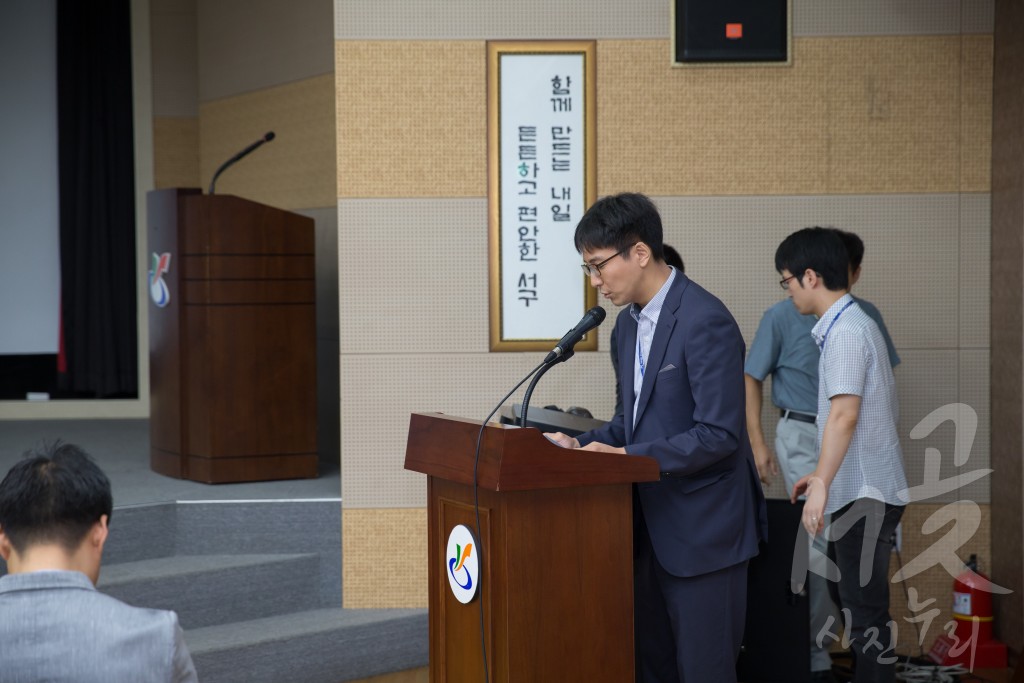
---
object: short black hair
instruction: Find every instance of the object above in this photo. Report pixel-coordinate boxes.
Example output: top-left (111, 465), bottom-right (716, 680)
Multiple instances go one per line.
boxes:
top-left (831, 229), bottom-right (865, 271)
top-left (663, 244), bottom-right (685, 273)
top-left (774, 227), bottom-right (850, 291)
top-left (574, 193), bottom-right (665, 262)
top-left (0, 442), bottom-right (113, 553)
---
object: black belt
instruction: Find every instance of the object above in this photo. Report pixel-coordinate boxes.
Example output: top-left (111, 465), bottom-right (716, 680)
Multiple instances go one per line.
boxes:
top-left (780, 409), bottom-right (816, 424)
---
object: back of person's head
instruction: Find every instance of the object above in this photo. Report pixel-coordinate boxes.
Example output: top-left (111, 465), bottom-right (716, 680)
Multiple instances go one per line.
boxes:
top-left (830, 229), bottom-right (865, 271)
top-left (663, 244), bottom-right (685, 273)
top-left (0, 442), bottom-right (112, 554)
top-left (574, 192), bottom-right (665, 262)
top-left (774, 227), bottom-right (850, 291)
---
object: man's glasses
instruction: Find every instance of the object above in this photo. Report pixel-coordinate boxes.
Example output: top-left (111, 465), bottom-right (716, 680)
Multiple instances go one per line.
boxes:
top-left (779, 274), bottom-right (798, 290)
top-left (581, 243), bottom-right (637, 277)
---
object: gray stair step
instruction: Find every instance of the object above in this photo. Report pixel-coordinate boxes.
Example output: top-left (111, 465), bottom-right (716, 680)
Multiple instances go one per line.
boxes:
top-left (102, 503), bottom-right (177, 564)
top-left (98, 554), bottom-right (323, 628)
top-left (174, 501), bottom-right (342, 607)
top-left (185, 608), bottom-right (428, 683)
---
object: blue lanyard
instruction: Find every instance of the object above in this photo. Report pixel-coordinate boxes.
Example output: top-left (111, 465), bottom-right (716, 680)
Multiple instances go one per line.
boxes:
top-left (819, 299), bottom-right (855, 351)
top-left (637, 332), bottom-right (646, 378)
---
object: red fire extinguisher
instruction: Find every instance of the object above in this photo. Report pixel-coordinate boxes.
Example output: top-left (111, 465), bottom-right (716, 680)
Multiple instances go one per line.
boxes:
top-left (928, 554), bottom-right (1007, 669)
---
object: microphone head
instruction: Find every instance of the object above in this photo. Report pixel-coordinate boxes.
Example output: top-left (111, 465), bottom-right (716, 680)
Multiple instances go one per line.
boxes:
top-left (264, 131), bottom-right (276, 142)
top-left (587, 306), bottom-right (606, 324)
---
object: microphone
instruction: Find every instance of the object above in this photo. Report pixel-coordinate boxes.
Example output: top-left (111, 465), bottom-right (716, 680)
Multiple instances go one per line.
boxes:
top-left (208, 131), bottom-right (276, 195)
top-left (544, 306), bottom-right (606, 364)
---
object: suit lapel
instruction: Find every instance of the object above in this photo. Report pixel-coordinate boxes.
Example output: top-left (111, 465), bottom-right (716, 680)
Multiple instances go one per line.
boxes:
top-left (633, 274), bottom-right (687, 430)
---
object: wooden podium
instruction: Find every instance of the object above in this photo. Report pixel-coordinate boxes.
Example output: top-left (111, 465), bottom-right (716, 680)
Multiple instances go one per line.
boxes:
top-left (147, 188), bottom-right (317, 483)
top-left (404, 412), bottom-right (659, 682)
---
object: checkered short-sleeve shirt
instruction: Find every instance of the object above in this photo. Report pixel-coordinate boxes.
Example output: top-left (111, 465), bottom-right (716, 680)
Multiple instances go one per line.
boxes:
top-left (812, 294), bottom-right (907, 513)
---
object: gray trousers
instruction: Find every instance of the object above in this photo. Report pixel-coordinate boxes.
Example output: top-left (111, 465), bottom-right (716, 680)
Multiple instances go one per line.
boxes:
top-left (776, 415), bottom-right (840, 673)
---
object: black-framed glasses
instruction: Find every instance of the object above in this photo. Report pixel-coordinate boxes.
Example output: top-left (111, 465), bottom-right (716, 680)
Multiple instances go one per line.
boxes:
top-left (779, 274), bottom-right (798, 290)
top-left (581, 243), bottom-right (636, 277)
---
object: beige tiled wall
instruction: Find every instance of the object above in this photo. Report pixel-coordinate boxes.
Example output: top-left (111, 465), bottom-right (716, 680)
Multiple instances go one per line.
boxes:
top-left (793, 0), bottom-right (994, 36)
top-left (962, 34), bottom-right (995, 191)
top-left (824, 37), bottom-right (979, 194)
top-left (153, 116), bottom-right (200, 189)
top-left (199, 74), bottom-right (336, 210)
top-left (335, 42), bottom-right (486, 199)
top-left (343, 508), bottom-right (427, 608)
top-left (334, 0), bottom-right (994, 40)
top-left (340, 194), bottom-right (992, 508)
top-left (335, 36), bottom-right (992, 200)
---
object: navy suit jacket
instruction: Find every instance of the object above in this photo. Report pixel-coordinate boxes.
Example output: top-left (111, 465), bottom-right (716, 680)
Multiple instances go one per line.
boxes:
top-left (578, 273), bottom-right (768, 578)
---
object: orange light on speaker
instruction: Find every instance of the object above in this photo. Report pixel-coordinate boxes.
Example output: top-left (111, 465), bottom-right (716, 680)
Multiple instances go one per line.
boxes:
top-left (726, 23), bottom-right (743, 39)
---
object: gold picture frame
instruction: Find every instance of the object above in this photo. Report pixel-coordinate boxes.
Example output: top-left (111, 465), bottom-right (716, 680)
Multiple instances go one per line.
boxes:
top-left (487, 40), bottom-right (598, 352)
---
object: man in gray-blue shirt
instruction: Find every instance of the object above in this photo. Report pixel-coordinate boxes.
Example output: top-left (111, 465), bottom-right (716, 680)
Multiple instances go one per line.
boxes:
top-left (0, 443), bottom-right (197, 683)
top-left (745, 228), bottom-right (897, 682)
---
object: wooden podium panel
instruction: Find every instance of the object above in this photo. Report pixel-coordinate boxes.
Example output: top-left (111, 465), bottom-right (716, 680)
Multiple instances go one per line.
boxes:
top-left (148, 188), bottom-right (317, 483)
top-left (406, 412), bottom-right (659, 682)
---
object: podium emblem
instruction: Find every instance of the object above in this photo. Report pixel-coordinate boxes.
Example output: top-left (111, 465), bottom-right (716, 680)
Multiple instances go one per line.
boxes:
top-left (149, 252), bottom-right (172, 308)
top-left (445, 524), bottom-right (479, 604)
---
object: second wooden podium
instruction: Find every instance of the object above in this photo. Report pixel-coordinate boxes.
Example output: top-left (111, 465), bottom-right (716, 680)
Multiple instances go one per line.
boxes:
top-left (147, 188), bottom-right (318, 483)
top-left (405, 412), bottom-right (659, 682)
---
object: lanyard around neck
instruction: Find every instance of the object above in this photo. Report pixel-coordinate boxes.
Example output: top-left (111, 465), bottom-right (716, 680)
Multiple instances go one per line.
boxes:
top-left (819, 299), bottom-right (855, 351)
top-left (637, 331), bottom-right (646, 378)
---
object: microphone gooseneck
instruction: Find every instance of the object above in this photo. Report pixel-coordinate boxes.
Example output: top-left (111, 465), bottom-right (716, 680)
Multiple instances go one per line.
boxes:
top-left (519, 350), bottom-right (574, 428)
top-left (208, 131), bottom-right (276, 195)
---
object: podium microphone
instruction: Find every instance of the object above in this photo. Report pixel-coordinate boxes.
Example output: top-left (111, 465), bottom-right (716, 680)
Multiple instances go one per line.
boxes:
top-left (544, 306), bottom-right (606, 364)
top-left (208, 131), bottom-right (276, 195)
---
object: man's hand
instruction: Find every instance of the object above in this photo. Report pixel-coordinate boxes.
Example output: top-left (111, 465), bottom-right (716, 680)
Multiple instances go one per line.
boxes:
top-left (792, 474), bottom-right (827, 536)
top-left (544, 432), bottom-right (580, 449)
top-left (751, 440), bottom-right (780, 485)
top-left (579, 441), bottom-right (626, 454)
top-left (792, 394), bottom-right (859, 537)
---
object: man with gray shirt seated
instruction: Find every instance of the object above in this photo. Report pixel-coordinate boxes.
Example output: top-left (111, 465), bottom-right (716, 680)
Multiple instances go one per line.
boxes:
top-left (0, 442), bottom-right (197, 683)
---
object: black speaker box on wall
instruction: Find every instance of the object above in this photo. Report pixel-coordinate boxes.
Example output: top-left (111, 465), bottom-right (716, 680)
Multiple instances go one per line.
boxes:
top-left (673, 0), bottom-right (790, 64)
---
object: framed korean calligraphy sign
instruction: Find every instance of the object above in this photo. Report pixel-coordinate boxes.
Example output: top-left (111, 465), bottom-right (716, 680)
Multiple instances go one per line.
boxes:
top-left (487, 41), bottom-right (597, 352)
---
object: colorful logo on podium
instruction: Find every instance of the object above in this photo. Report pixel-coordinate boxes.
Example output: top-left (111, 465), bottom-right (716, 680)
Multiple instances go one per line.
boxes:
top-left (149, 252), bottom-right (172, 308)
top-left (446, 524), bottom-right (479, 604)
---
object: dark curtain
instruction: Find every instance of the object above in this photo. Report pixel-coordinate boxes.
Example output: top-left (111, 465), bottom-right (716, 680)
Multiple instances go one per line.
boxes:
top-left (56, 0), bottom-right (138, 398)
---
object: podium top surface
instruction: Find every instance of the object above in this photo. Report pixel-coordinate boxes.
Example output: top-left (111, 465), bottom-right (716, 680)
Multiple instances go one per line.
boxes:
top-left (147, 188), bottom-right (313, 255)
top-left (404, 412), bottom-right (659, 491)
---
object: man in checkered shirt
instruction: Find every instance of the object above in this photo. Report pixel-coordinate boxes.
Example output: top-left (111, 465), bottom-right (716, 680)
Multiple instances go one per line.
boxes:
top-left (775, 227), bottom-right (908, 683)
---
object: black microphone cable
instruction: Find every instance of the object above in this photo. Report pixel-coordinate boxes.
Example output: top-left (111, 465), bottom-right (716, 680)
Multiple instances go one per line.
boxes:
top-left (470, 357), bottom-right (549, 683)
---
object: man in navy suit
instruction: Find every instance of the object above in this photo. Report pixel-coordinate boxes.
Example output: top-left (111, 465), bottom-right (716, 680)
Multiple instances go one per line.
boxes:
top-left (547, 193), bottom-right (768, 682)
